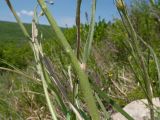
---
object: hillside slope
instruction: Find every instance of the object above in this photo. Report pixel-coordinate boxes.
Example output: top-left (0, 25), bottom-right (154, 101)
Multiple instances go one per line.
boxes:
top-left (0, 21), bottom-right (57, 42)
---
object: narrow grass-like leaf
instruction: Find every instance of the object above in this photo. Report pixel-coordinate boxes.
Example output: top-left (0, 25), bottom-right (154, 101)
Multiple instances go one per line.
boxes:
top-left (0, 67), bottom-right (40, 82)
top-left (94, 87), bottom-right (134, 120)
top-left (138, 36), bottom-right (160, 93)
top-left (95, 93), bottom-right (110, 120)
top-left (82, 0), bottom-right (96, 66)
top-left (68, 103), bottom-right (84, 120)
top-left (40, 62), bottom-right (58, 120)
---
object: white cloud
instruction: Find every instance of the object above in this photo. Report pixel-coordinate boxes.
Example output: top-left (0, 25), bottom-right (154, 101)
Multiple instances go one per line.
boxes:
top-left (17, 12), bottom-right (21, 17)
top-left (17, 10), bottom-right (34, 17)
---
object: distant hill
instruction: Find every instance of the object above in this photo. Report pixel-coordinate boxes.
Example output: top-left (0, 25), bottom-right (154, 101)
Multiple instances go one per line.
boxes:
top-left (0, 21), bottom-right (60, 68)
top-left (0, 21), bottom-right (26, 41)
top-left (0, 21), bottom-right (58, 42)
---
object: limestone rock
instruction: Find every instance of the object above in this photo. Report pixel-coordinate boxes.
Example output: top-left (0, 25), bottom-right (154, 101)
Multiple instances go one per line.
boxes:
top-left (111, 98), bottom-right (160, 120)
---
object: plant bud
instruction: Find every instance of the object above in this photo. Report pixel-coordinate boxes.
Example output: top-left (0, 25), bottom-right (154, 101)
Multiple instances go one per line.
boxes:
top-left (116, 0), bottom-right (125, 11)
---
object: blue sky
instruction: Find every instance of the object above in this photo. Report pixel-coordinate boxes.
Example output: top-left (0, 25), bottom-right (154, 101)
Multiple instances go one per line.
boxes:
top-left (0, 0), bottom-right (130, 27)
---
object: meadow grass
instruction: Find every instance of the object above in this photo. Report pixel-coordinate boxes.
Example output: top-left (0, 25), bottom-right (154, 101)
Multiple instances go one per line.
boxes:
top-left (1, 0), bottom-right (160, 120)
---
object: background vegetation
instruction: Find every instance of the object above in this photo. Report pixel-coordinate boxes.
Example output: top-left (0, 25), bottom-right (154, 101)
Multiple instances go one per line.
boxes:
top-left (1, 0), bottom-right (160, 119)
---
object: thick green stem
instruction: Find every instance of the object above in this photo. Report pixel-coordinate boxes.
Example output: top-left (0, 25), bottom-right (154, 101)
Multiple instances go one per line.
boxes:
top-left (37, 0), bottom-right (100, 119)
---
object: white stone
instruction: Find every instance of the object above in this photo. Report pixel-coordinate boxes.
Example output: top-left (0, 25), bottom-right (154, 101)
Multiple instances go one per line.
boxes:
top-left (111, 98), bottom-right (160, 120)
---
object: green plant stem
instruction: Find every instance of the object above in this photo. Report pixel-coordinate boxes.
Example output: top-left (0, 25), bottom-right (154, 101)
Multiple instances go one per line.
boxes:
top-left (76, 0), bottom-right (82, 60)
top-left (37, 0), bottom-right (100, 119)
top-left (150, 0), bottom-right (155, 5)
top-left (74, 0), bottom-right (82, 112)
top-left (138, 36), bottom-right (160, 94)
top-left (5, 0), bottom-right (30, 39)
top-left (40, 61), bottom-right (58, 120)
top-left (83, 0), bottom-right (96, 65)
